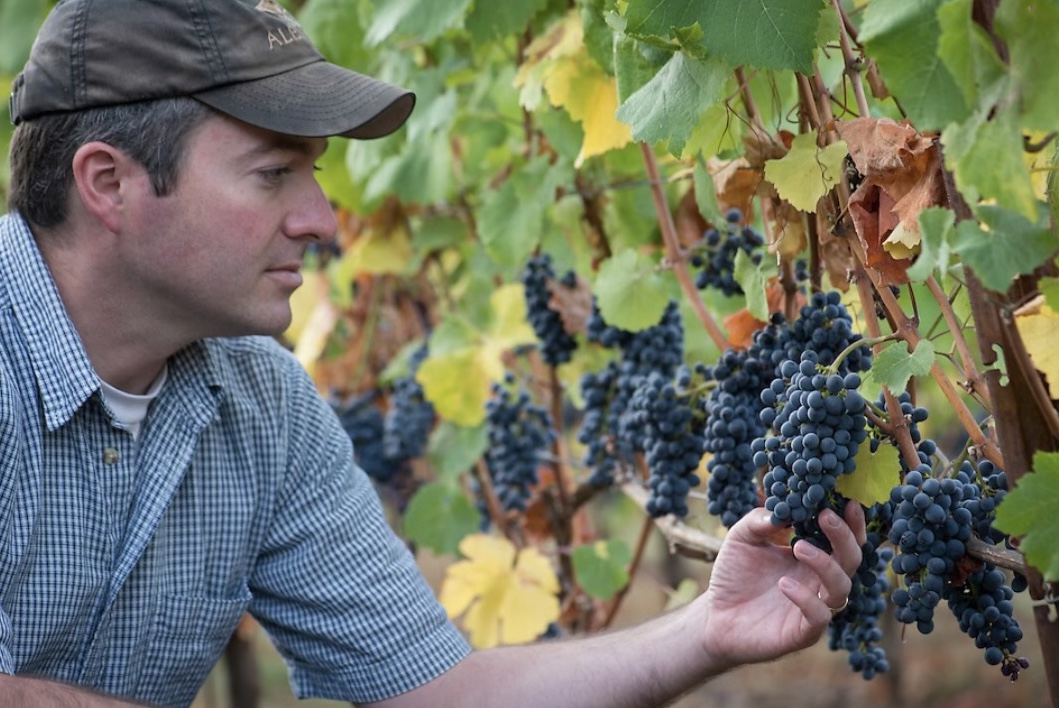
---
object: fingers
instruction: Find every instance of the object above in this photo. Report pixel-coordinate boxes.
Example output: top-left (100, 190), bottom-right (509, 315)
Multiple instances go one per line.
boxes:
top-left (819, 507), bottom-right (863, 577)
top-left (792, 538), bottom-right (851, 610)
top-left (778, 576), bottom-right (831, 634)
top-left (729, 507), bottom-right (790, 547)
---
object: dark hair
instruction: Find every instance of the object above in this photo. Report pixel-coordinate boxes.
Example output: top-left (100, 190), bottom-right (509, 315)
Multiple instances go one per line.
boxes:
top-left (7, 97), bottom-right (214, 228)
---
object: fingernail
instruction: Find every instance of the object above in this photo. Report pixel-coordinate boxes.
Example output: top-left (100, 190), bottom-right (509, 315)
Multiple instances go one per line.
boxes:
top-left (799, 542), bottom-right (819, 558)
top-left (826, 511), bottom-right (842, 528)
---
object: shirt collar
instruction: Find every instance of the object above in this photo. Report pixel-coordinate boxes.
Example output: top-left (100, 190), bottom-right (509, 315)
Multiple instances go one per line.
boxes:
top-left (0, 212), bottom-right (227, 431)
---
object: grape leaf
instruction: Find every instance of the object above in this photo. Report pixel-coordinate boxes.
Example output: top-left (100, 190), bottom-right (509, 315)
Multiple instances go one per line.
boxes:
top-left (763, 132), bottom-right (848, 213)
top-left (1041, 277), bottom-right (1059, 312)
top-left (993, 452), bottom-right (1059, 583)
top-left (418, 286), bottom-right (537, 426)
top-left (734, 250), bottom-right (769, 322)
top-left (478, 157), bottom-right (567, 268)
top-left (1015, 305), bottom-right (1059, 397)
top-left (936, 0), bottom-right (1007, 109)
top-left (858, 0), bottom-right (968, 130)
top-left (615, 50), bottom-right (728, 156)
top-left (906, 207), bottom-right (956, 282)
top-left (439, 534), bottom-right (561, 648)
top-left (613, 36), bottom-right (664, 104)
top-left (465, 0), bottom-right (549, 43)
top-left (837, 443), bottom-right (900, 507)
top-left (572, 539), bottom-right (632, 601)
top-left (624, 0), bottom-right (825, 73)
top-left (365, 0), bottom-right (472, 45)
top-left (942, 107), bottom-right (1039, 222)
top-left (0, 0), bottom-right (46, 74)
top-left (403, 483), bottom-right (481, 556)
top-left (337, 220), bottom-right (414, 277)
top-left (427, 422), bottom-right (489, 481)
top-left (867, 340), bottom-right (936, 392)
top-left (594, 250), bottom-right (671, 331)
top-left (298, 0), bottom-right (371, 71)
top-left (995, 0), bottom-right (1059, 132)
top-left (951, 204), bottom-right (1057, 294)
top-left (693, 159), bottom-right (723, 227)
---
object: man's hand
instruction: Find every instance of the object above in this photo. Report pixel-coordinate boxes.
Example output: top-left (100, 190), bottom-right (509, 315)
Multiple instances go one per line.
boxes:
top-left (698, 503), bottom-right (867, 672)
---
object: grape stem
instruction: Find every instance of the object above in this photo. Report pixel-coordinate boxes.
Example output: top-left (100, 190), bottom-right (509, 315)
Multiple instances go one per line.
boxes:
top-left (832, 0), bottom-right (870, 118)
top-left (924, 275), bottom-right (993, 409)
top-left (639, 142), bottom-right (728, 351)
top-left (598, 516), bottom-right (653, 631)
top-left (826, 333), bottom-right (897, 376)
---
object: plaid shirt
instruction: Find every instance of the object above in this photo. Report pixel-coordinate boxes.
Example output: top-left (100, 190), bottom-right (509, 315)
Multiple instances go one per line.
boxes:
top-left (0, 213), bottom-right (470, 706)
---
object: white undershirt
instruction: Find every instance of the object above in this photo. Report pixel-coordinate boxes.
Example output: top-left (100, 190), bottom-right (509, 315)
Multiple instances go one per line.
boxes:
top-left (99, 366), bottom-right (168, 440)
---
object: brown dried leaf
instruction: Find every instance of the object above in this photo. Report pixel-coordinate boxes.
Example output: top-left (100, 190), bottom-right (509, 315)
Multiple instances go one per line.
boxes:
top-left (676, 187), bottom-right (708, 249)
top-left (710, 157), bottom-right (762, 219)
top-left (848, 184), bottom-right (910, 286)
top-left (836, 117), bottom-right (934, 178)
top-left (764, 196), bottom-right (808, 258)
top-left (742, 127), bottom-right (788, 169)
top-left (547, 275), bottom-right (593, 336)
top-left (724, 308), bottom-right (763, 350)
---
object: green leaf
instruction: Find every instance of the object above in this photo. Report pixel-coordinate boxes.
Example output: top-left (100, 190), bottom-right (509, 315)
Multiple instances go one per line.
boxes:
top-left (414, 216), bottom-right (469, 253)
top-left (615, 50), bottom-right (728, 156)
top-left (478, 157), bottom-right (568, 268)
top-left (624, 0), bottom-right (825, 73)
top-left (994, 452), bottom-right (1059, 582)
top-left (868, 340), bottom-right (937, 392)
top-left (1041, 277), bottom-right (1059, 312)
top-left (952, 204), bottom-right (1057, 293)
top-left (572, 539), bottom-right (632, 601)
top-left (298, 0), bottom-right (371, 71)
top-left (427, 422), bottom-right (489, 481)
top-left (763, 132), bottom-right (848, 213)
top-left (936, 0), bottom-right (1008, 109)
top-left (0, 0), bottom-right (47, 75)
top-left (837, 443), bottom-right (901, 507)
top-left (365, 0), bottom-right (473, 45)
top-left (582, 0), bottom-right (617, 75)
top-left (942, 108), bottom-right (1038, 222)
top-left (693, 159), bottom-right (723, 226)
top-left (995, 0), bottom-right (1059, 132)
top-left (613, 36), bottom-right (666, 104)
top-left (466, 0), bottom-right (550, 43)
top-left (906, 207), bottom-right (956, 282)
top-left (734, 250), bottom-right (769, 321)
top-left (594, 250), bottom-right (671, 331)
top-left (859, 0), bottom-right (969, 130)
top-left (364, 134), bottom-right (455, 207)
top-left (314, 139), bottom-right (362, 212)
top-left (403, 482), bottom-right (481, 556)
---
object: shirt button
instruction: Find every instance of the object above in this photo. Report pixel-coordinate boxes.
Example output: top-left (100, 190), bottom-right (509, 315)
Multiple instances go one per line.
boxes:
top-left (102, 448), bottom-right (120, 465)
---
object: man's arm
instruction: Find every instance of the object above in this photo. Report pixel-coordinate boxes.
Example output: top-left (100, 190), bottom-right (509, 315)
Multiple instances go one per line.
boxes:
top-left (0, 675), bottom-right (146, 707)
top-left (366, 503), bottom-right (866, 708)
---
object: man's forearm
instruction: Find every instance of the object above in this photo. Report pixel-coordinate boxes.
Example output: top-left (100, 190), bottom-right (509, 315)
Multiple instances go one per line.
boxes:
top-left (366, 600), bottom-right (722, 708)
top-left (0, 674), bottom-right (146, 707)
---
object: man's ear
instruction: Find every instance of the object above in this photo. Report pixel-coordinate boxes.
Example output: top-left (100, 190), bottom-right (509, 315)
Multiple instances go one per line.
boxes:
top-left (70, 142), bottom-right (143, 233)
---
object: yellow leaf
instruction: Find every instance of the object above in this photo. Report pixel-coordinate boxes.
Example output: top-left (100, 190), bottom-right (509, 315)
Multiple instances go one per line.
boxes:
top-left (883, 220), bottom-right (920, 260)
top-left (764, 133), bottom-right (848, 213)
top-left (439, 534), bottom-right (560, 649)
top-left (1016, 305), bottom-right (1059, 395)
top-left (284, 269), bottom-right (329, 344)
top-left (485, 284), bottom-right (537, 348)
top-left (291, 296), bottom-right (339, 378)
top-left (337, 220), bottom-right (413, 279)
top-left (418, 347), bottom-right (498, 427)
top-left (514, 12), bottom-right (631, 166)
top-left (837, 443), bottom-right (900, 507)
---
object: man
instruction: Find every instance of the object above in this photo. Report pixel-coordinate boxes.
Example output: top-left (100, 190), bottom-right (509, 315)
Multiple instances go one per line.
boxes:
top-left (0, 1), bottom-right (865, 706)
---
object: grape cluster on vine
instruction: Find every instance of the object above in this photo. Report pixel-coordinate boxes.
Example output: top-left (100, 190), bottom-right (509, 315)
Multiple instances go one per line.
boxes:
top-left (484, 377), bottom-right (556, 512)
top-left (689, 208), bottom-right (764, 296)
top-left (577, 301), bottom-right (685, 487)
top-left (630, 367), bottom-right (707, 518)
top-left (522, 254), bottom-right (579, 367)
top-left (334, 392), bottom-right (393, 482)
top-left (383, 345), bottom-right (436, 462)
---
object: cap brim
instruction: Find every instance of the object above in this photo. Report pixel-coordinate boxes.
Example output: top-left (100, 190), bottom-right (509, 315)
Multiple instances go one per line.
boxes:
top-left (193, 60), bottom-right (415, 139)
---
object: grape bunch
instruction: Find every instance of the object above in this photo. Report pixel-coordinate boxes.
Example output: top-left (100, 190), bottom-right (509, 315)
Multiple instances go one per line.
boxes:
top-left (522, 254), bottom-right (579, 367)
top-left (690, 208), bottom-right (765, 295)
top-left (703, 349), bottom-right (770, 527)
top-left (829, 503), bottom-right (894, 679)
top-left (383, 345), bottom-right (436, 462)
top-left (630, 367), bottom-right (706, 518)
top-left (335, 392), bottom-right (393, 482)
top-left (578, 301), bottom-right (685, 485)
top-left (484, 379), bottom-right (556, 512)
top-left (949, 565), bottom-right (1029, 680)
top-left (756, 351), bottom-right (869, 550)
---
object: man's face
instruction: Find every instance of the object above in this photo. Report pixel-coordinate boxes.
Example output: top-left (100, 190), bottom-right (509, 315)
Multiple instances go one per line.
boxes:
top-left (122, 114), bottom-right (337, 341)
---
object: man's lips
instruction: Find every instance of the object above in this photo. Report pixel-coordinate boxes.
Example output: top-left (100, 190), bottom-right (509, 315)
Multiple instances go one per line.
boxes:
top-left (266, 263), bottom-right (303, 288)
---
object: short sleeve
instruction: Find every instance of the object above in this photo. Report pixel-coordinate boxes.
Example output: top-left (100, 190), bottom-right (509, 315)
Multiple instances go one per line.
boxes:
top-left (247, 362), bottom-right (470, 703)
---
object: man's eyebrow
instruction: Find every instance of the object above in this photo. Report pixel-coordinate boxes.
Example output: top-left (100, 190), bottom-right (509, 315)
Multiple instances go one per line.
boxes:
top-left (241, 136), bottom-right (329, 159)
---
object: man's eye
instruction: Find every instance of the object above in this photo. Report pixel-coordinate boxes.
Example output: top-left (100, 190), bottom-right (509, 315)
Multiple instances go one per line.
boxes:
top-left (260, 166), bottom-right (292, 183)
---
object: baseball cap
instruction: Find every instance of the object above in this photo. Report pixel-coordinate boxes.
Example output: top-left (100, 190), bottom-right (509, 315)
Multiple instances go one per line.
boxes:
top-left (8, 0), bottom-right (415, 140)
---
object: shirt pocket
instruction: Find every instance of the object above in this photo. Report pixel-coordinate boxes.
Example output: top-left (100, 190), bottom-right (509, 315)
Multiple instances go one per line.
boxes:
top-left (137, 588), bottom-right (252, 707)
